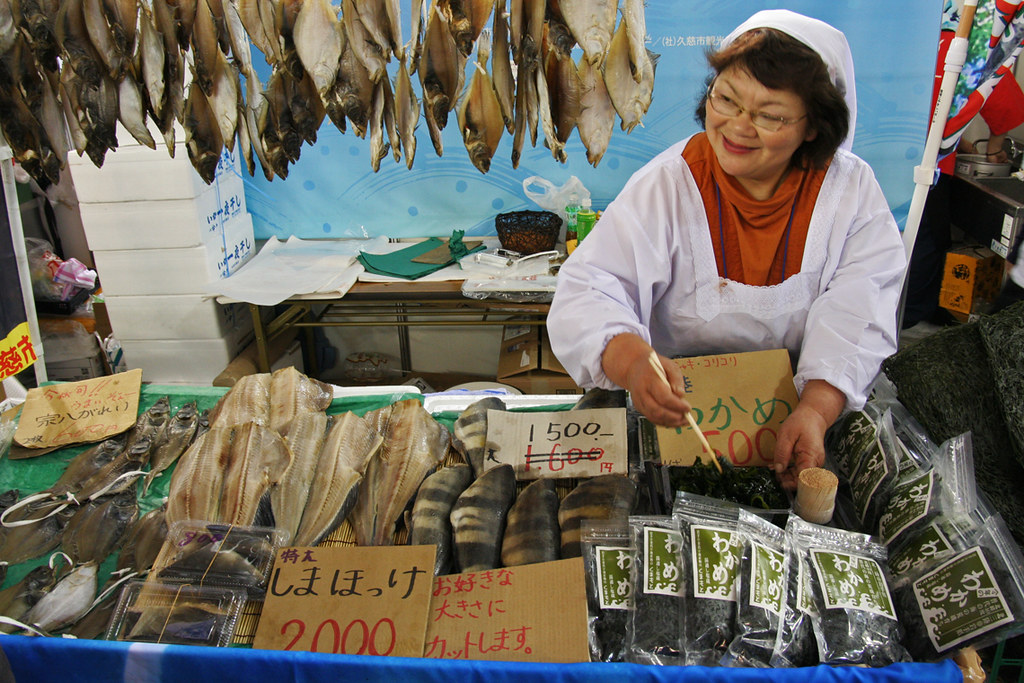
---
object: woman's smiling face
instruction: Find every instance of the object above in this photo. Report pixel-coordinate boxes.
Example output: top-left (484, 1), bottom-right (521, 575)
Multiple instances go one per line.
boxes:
top-left (704, 66), bottom-right (816, 200)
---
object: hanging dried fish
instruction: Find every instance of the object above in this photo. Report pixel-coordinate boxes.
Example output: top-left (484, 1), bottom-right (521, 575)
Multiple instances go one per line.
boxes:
top-left (369, 76), bottom-right (389, 171)
top-left (534, 59), bottom-right (564, 162)
top-left (117, 69), bottom-right (157, 149)
top-left (394, 57), bottom-right (418, 168)
top-left (543, 0), bottom-right (575, 59)
top-left (276, 0), bottom-right (306, 79)
top-left (500, 477), bottom-right (560, 566)
top-left (457, 31), bottom-right (503, 173)
top-left (342, 0), bottom-right (386, 83)
top-left (0, 0), bottom-right (20, 55)
top-left (575, 57), bottom-right (613, 166)
top-left (439, 0), bottom-right (491, 57)
top-left (82, 0), bottom-right (126, 79)
top-left (191, 0), bottom-right (221, 94)
top-left (292, 0), bottom-right (342, 103)
top-left (490, 0), bottom-right (513, 133)
top-left (17, 0), bottom-right (61, 72)
top-left (604, 19), bottom-right (656, 133)
top-left (622, 0), bottom-right (650, 83)
top-left (352, 0), bottom-right (393, 65)
top-left (559, 0), bottom-right (615, 69)
top-left (544, 45), bottom-right (580, 151)
top-left (419, 4), bottom-right (460, 155)
top-left (138, 6), bottom-right (167, 120)
top-left (332, 21), bottom-right (374, 137)
top-left (168, 0), bottom-right (199, 49)
top-left (207, 49), bottom-right (240, 151)
top-left (235, 0), bottom-right (284, 66)
top-left (451, 463), bottom-right (516, 572)
top-left (410, 463), bottom-right (474, 575)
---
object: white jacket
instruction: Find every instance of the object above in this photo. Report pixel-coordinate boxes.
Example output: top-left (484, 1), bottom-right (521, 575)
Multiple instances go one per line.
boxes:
top-left (548, 137), bottom-right (907, 410)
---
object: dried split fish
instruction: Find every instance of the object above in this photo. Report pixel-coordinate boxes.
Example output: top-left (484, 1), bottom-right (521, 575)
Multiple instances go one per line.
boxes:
top-left (0, 499), bottom-right (75, 565)
top-left (268, 366), bottom-right (333, 437)
top-left (62, 489), bottom-right (138, 565)
top-left (394, 57), bottom-right (419, 169)
top-left (451, 463), bottom-right (516, 572)
top-left (419, 4), bottom-right (460, 156)
top-left (270, 411), bottom-right (329, 542)
top-left (575, 56), bottom-right (614, 166)
top-left (143, 400), bottom-right (201, 495)
top-left (457, 31), bottom-right (503, 173)
top-left (208, 372), bottom-right (270, 427)
top-left (165, 425), bottom-right (234, 526)
top-left (559, 0), bottom-right (615, 69)
top-left (116, 504), bottom-right (169, 574)
top-left (351, 399), bottom-right (449, 546)
top-left (604, 20), bottom-right (657, 133)
top-left (24, 561), bottom-right (98, 633)
top-left (128, 396), bottom-right (172, 452)
top-left (451, 396), bottom-right (506, 479)
top-left (218, 421), bottom-right (293, 527)
top-left (500, 477), bottom-right (559, 567)
top-left (558, 474), bottom-right (636, 558)
top-left (409, 463), bottom-right (474, 575)
top-left (0, 565), bottom-right (58, 633)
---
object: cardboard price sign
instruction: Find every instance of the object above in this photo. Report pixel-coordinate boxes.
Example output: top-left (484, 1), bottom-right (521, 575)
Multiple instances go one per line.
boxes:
top-left (253, 545), bottom-right (436, 657)
top-left (14, 369), bottom-right (143, 449)
top-left (484, 408), bottom-right (626, 479)
top-left (656, 349), bottom-right (798, 467)
top-left (425, 558), bottom-right (590, 662)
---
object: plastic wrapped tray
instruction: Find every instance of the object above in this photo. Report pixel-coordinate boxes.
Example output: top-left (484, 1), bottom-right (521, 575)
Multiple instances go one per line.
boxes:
top-left (105, 580), bottom-right (248, 647)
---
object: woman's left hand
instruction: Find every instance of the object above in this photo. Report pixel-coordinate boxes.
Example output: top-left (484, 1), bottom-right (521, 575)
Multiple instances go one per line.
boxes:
top-left (773, 380), bottom-right (846, 491)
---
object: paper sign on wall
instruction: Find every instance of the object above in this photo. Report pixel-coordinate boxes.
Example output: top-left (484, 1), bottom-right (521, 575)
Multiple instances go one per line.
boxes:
top-left (13, 368), bottom-right (143, 449)
top-left (484, 408), bottom-right (627, 479)
top-left (656, 349), bottom-right (798, 467)
top-left (424, 558), bottom-right (590, 662)
top-left (253, 545), bottom-right (436, 657)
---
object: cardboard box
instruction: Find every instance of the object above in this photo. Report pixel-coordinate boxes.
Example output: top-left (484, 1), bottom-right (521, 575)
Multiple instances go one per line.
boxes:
top-left (939, 246), bottom-right (1003, 316)
top-left (497, 325), bottom-right (582, 395)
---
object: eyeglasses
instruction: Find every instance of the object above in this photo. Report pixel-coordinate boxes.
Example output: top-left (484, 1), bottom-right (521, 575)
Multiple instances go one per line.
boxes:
top-left (706, 84), bottom-right (807, 132)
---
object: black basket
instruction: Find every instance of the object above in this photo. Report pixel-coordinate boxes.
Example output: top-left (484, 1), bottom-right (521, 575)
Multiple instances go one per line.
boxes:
top-left (494, 210), bottom-right (561, 255)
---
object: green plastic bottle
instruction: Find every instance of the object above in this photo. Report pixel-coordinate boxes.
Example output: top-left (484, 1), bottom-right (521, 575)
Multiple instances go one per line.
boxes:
top-left (577, 197), bottom-right (597, 242)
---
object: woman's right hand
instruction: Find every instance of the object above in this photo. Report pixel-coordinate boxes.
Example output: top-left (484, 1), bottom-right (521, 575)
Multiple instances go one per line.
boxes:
top-left (602, 333), bottom-right (693, 427)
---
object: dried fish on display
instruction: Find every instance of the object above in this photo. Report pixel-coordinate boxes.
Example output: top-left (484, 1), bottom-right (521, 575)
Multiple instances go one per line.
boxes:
top-left (451, 396), bottom-right (505, 479)
top-left (217, 421), bottom-right (293, 527)
top-left (61, 489), bottom-right (139, 565)
top-left (142, 400), bottom-right (201, 495)
top-left (604, 19), bottom-right (657, 134)
top-left (23, 561), bottom-right (99, 633)
top-left (127, 396), bottom-right (172, 452)
top-left (457, 30), bottom-right (502, 173)
top-left (165, 426), bottom-right (234, 526)
top-left (500, 477), bottom-right (559, 566)
top-left (451, 463), bottom-right (516, 572)
top-left (351, 399), bottom-right (449, 546)
top-left (116, 504), bottom-right (169, 574)
top-left (419, 3), bottom-right (461, 156)
top-left (409, 463), bottom-right (473, 575)
top-left (208, 372), bottom-right (270, 427)
top-left (558, 474), bottom-right (636, 558)
top-left (0, 565), bottom-right (58, 633)
top-left (0, 498), bottom-right (75, 565)
top-left (268, 366), bottom-right (333, 437)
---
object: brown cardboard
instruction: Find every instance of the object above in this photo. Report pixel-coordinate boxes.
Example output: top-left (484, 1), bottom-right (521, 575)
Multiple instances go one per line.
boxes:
top-left (939, 246), bottom-right (1003, 316)
top-left (253, 544), bottom-right (436, 656)
top-left (656, 349), bottom-right (799, 467)
top-left (424, 558), bottom-right (590, 662)
top-left (13, 368), bottom-right (143, 449)
top-left (496, 325), bottom-right (582, 395)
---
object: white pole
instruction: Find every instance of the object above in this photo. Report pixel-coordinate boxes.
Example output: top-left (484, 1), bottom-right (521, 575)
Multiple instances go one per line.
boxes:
top-left (1, 147), bottom-right (48, 385)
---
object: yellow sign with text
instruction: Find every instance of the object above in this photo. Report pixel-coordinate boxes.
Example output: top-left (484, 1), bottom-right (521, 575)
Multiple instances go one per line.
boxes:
top-left (656, 349), bottom-right (799, 467)
top-left (0, 322), bottom-right (37, 380)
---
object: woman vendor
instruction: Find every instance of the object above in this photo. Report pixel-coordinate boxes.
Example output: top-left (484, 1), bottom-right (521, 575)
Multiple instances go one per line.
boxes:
top-left (548, 10), bottom-right (906, 489)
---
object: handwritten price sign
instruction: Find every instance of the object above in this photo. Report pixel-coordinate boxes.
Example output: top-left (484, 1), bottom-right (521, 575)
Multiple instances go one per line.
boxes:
top-left (252, 545), bottom-right (436, 657)
top-left (484, 408), bottom-right (627, 480)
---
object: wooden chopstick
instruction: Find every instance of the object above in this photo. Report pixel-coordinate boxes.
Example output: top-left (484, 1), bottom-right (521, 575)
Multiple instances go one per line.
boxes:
top-left (647, 353), bottom-right (722, 473)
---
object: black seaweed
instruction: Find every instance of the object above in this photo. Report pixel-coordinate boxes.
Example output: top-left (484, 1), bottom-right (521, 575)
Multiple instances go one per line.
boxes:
top-left (770, 554), bottom-right (817, 668)
top-left (666, 458), bottom-right (787, 511)
top-left (627, 518), bottom-right (685, 665)
top-left (582, 539), bottom-right (630, 663)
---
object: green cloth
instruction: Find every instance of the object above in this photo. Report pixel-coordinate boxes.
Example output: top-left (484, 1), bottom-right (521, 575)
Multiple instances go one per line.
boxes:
top-left (448, 230), bottom-right (471, 261)
top-left (357, 236), bottom-right (485, 280)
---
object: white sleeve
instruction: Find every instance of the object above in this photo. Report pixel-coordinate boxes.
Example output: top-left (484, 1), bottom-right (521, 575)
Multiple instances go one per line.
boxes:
top-left (547, 154), bottom-right (689, 389)
top-left (794, 161), bottom-right (907, 410)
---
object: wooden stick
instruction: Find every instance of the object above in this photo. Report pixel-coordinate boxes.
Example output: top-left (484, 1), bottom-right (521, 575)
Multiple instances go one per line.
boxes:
top-left (647, 353), bottom-right (721, 473)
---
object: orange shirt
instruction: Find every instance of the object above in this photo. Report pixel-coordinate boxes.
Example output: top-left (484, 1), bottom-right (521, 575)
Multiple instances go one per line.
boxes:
top-left (682, 133), bottom-right (828, 286)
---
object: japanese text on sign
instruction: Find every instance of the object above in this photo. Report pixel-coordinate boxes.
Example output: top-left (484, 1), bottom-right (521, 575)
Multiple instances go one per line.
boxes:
top-left (425, 558), bottom-right (589, 663)
top-left (656, 349), bottom-right (799, 467)
top-left (483, 408), bottom-right (627, 480)
top-left (252, 545), bottom-right (436, 657)
top-left (0, 322), bottom-right (37, 380)
top-left (14, 369), bottom-right (142, 448)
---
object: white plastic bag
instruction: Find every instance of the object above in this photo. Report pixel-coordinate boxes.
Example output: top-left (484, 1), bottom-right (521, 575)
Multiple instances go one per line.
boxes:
top-left (522, 176), bottom-right (591, 224)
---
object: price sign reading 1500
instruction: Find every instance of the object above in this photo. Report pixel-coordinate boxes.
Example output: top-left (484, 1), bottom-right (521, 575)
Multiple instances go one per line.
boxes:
top-left (486, 408), bottom-right (628, 480)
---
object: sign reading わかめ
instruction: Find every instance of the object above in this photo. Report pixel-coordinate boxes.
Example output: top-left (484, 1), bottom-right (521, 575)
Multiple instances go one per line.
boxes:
top-left (656, 349), bottom-right (799, 467)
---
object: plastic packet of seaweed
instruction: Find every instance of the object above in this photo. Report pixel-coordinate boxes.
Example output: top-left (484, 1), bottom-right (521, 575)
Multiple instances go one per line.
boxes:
top-left (894, 511), bottom-right (1024, 661)
top-left (106, 579), bottom-right (248, 646)
top-left (789, 515), bottom-right (910, 666)
top-left (153, 520), bottom-right (290, 599)
top-left (825, 408), bottom-right (877, 479)
top-left (840, 408), bottom-right (901, 532)
top-left (721, 509), bottom-right (787, 668)
top-left (626, 515), bottom-right (686, 665)
top-left (877, 432), bottom-right (976, 548)
top-left (672, 491), bottom-right (742, 667)
top-left (887, 510), bottom-right (982, 584)
top-left (581, 519), bottom-right (632, 662)
top-left (883, 399), bottom-right (936, 476)
top-left (769, 523), bottom-right (819, 668)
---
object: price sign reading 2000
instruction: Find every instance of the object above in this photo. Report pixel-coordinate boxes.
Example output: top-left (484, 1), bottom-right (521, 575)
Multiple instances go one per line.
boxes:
top-left (486, 408), bottom-right (628, 480)
top-left (281, 617), bottom-right (397, 655)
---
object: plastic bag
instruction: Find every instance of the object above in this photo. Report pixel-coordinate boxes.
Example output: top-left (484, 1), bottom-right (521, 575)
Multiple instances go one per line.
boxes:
top-left (522, 176), bottom-right (591, 226)
top-left (627, 515), bottom-right (686, 665)
top-left (581, 520), bottom-right (632, 663)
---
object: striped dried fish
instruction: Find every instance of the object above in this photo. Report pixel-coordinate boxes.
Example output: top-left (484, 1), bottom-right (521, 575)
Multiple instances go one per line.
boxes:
top-left (165, 425), bottom-right (234, 526)
top-left (457, 30), bottom-right (503, 173)
top-left (143, 400), bottom-right (200, 495)
top-left (351, 399), bottom-right (449, 546)
top-left (557, 474), bottom-right (636, 558)
top-left (270, 411), bottom-right (329, 543)
top-left (409, 463), bottom-right (473, 575)
top-left (603, 20), bottom-right (656, 134)
top-left (451, 396), bottom-right (505, 479)
top-left (61, 489), bottom-right (138, 565)
top-left (24, 562), bottom-right (98, 632)
top-left (576, 56), bottom-right (614, 166)
top-left (500, 477), bottom-right (559, 566)
top-left (269, 366), bottom-right (333, 437)
top-left (0, 565), bottom-right (57, 633)
top-left (450, 463), bottom-right (516, 572)
top-left (208, 372), bottom-right (271, 427)
top-left (559, 0), bottom-right (615, 69)
top-left (217, 421), bottom-right (293, 526)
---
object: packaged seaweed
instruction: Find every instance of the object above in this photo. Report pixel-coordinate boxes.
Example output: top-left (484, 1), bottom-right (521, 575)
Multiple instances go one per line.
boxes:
top-left (789, 515), bottom-right (910, 666)
top-left (581, 520), bottom-right (632, 662)
top-left (843, 409), bottom-right (901, 531)
top-left (825, 409), bottom-right (876, 478)
top-left (626, 515), bottom-right (686, 665)
top-left (888, 513), bottom-right (979, 582)
top-left (877, 433), bottom-right (976, 547)
top-left (894, 513), bottom-right (1024, 661)
top-left (770, 517), bottom-right (819, 668)
top-left (722, 509), bottom-right (786, 668)
top-left (672, 492), bottom-right (742, 667)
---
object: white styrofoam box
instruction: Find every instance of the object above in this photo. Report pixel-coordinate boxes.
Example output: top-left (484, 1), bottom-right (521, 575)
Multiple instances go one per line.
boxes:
top-left (46, 352), bottom-right (106, 383)
top-left (92, 213), bottom-right (255, 295)
top-left (103, 294), bottom-right (253, 342)
top-left (121, 336), bottom-right (252, 385)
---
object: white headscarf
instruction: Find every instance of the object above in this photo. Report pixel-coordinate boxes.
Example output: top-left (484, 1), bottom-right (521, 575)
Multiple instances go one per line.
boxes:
top-left (721, 10), bottom-right (857, 150)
